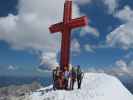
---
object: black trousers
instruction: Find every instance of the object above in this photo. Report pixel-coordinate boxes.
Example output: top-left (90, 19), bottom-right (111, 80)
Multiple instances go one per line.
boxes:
top-left (64, 79), bottom-right (68, 89)
top-left (77, 77), bottom-right (82, 89)
top-left (70, 79), bottom-right (75, 90)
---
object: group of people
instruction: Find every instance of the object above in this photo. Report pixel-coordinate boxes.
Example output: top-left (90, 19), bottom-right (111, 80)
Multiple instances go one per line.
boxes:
top-left (52, 65), bottom-right (83, 90)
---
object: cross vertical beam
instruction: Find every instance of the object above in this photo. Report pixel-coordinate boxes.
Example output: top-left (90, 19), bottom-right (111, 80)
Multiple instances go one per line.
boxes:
top-left (49, 0), bottom-right (88, 72)
top-left (60, 0), bottom-right (72, 71)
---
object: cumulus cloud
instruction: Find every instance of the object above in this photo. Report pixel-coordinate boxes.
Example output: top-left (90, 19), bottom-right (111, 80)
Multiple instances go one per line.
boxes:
top-left (115, 6), bottom-right (133, 22)
top-left (38, 52), bottom-right (58, 71)
top-left (0, 0), bottom-right (63, 52)
top-left (71, 38), bottom-right (81, 53)
top-left (113, 60), bottom-right (130, 76)
top-left (102, 0), bottom-right (118, 14)
top-left (80, 26), bottom-right (99, 37)
top-left (86, 60), bottom-right (133, 77)
top-left (8, 65), bottom-right (17, 71)
top-left (74, 0), bottom-right (118, 14)
top-left (75, 0), bottom-right (118, 14)
top-left (84, 44), bottom-right (94, 52)
top-left (105, 60), bottom-right (133, 77)
top-left (125, 51), bottom-right (133, 59)
top-left (106, 23), bottom-right (133, 49)
top-left (106, 6), bottom-right (133, 50)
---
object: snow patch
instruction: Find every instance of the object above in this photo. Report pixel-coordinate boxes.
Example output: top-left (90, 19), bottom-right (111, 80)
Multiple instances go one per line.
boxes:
top-left (27, 73), bottom-right (133, 100)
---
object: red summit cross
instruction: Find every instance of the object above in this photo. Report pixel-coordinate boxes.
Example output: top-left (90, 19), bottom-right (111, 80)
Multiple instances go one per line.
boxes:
top-left (49, 0), bottom-right (88, 71)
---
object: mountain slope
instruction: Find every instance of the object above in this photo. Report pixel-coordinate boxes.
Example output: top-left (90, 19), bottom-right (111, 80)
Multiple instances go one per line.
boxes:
top-left (27, 73), bottom-right (133, 100)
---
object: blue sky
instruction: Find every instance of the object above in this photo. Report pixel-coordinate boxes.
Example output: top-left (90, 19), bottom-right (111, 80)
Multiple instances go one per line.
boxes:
top-left (0, 0), bottom-right (133, 76)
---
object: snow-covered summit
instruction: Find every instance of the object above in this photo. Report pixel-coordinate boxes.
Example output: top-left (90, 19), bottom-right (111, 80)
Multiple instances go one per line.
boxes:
top-left (27, 73), bottom-right (133, 100)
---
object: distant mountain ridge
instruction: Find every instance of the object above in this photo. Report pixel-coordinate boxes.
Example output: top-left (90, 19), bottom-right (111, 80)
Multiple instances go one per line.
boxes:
top-left (0, 76), bottom-right (51, 87)
top-left (0, 82), bottom-right (42, 100)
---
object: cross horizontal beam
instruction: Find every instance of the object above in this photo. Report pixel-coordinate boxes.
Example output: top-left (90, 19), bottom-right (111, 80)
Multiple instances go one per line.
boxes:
top-left (49, 16), bottom-right (88, 33)
top-left (49, 22), bottom-right (63, 33)
top-left (69, 16), bottom-right (88, 29)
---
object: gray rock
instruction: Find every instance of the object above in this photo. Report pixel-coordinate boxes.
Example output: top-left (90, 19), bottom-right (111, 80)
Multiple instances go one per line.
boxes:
top-left (0, 82), bottom-right (42, 100)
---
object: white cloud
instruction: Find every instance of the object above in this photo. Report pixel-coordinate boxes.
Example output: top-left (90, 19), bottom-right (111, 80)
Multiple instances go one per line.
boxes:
top-left (115, 60), bottom-right (129, 74)
top-left (74, 0), bottom-right (118, 14)
top-left (80, 26), bottom-right (99, 37)
top-left (0, 0), bottom-right (84, 70)
top-left (85, 59), bottom-right (133, 77)
top-left (106, 6), bottom-right (133, 50)
top-left (74, 0), bottom-right (119, 14)
top-left (84, 44), bottom-right (94, 52)
top-left (106, 23), bottom-right (133, 49)
top-left (0, 0), bottom-right (64, 52)
top-left (124, 51), bottom-right (133, 59)
top-left (38, 52), bottom-right (58, 71)
top-left (92, 44), bottom-right (109, 49)
top-left (107, 60), bottom-right (133, 76)
top-left (115, 6), bottom-right (133, 22)
top-left (8, 65), bottom-right (17, 71)
top-left (102, 0), bottom-right (118, 14)
top-left (71, 38), bottom-right (80, 53)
